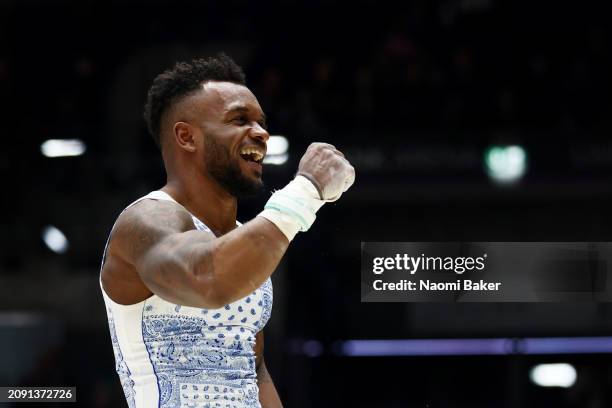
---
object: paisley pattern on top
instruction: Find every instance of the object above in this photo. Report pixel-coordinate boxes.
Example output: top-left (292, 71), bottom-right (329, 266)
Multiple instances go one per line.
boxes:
top-left (141, 278), bottom-right (273, 408)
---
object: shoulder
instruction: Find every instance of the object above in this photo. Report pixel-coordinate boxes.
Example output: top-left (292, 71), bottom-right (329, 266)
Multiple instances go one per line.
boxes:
top-left (117, 198), bottom-right (195, 233)
top-left (109, 198), bottom-right (196, 262)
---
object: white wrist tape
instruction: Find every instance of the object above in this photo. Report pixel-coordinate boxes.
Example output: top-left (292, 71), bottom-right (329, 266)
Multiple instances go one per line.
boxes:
top-left (258, 175), bottom-right (326, 241)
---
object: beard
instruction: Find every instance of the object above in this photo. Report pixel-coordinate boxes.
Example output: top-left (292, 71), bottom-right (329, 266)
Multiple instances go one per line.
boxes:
top-left (203, 135), bottom-right (264, 198)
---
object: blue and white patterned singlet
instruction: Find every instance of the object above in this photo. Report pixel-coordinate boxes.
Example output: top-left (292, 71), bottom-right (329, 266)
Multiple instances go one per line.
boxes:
top-left (100, 191), bottom-right (273, 408)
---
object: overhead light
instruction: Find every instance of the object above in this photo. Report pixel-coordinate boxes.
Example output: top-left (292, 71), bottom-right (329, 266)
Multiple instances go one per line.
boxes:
top-left (338, 337), bottom-right (612, 357)
top-left (340, 338), bottom-right (508, 356)
top-left (42, 225), bottom-right (69, 254)
top-left (530, 363), bottom-right (576, 388)
top-left (267, 135), bottom-right (289, 155)
top-left (484, 145), bottom-right (527, 184)
top-left (263, 153), bottom-right (289, 165)
top-left (40, 139), bottom-right (86, 158)
top-left (264, 135), bottom-right (289, 165)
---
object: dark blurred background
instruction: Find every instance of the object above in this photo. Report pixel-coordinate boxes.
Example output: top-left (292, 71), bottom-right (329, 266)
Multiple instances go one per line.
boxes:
top-left (2, 0), bottom-right (612, 407)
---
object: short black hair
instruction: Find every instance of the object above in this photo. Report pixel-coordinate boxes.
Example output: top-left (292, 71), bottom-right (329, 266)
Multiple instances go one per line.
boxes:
top-left (143, 53), bottom-right (246, 148)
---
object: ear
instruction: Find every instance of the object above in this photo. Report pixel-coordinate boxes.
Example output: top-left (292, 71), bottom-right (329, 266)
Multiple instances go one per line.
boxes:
top-left (173, 121), bottom-right (198, 153)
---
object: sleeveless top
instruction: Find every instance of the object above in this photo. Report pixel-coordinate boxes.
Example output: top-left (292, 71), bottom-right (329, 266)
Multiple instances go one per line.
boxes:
top-left (100, 191), bottom-right (273, 408)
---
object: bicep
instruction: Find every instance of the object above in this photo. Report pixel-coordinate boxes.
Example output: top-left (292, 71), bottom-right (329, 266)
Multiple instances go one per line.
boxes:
top-left (137, 229), bottom-right (218, 305)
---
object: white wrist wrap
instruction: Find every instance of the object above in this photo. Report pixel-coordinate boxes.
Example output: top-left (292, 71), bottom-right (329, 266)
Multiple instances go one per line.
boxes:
top-left (258, 175), bottom-right (325, 241)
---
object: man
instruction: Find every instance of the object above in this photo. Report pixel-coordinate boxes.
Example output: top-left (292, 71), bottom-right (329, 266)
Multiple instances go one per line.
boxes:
top-left (100, 54), bottom-right (355, 408)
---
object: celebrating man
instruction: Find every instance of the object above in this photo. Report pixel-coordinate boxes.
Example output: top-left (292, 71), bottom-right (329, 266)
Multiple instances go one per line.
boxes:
top-left (99, 54), bottom-right (355, 408)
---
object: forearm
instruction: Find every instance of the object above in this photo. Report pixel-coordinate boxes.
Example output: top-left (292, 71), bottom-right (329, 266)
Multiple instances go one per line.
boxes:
top-left (194, 216), bottom-right (289, 306)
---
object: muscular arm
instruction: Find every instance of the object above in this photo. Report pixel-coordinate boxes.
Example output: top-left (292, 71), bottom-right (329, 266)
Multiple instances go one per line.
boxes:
top-left (255, 331), bottom-right (282, 408)
top-left (108, 198), bottom-right (288, 308)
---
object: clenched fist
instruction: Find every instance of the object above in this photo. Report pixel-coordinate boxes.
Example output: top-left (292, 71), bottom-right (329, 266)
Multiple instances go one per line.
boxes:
top-left (297, 143), bottom-right (356, 202)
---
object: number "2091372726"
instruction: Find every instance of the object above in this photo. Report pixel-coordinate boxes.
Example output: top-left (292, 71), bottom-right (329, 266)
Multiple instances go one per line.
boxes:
top-left (0, 387), bottom-right (76, 402)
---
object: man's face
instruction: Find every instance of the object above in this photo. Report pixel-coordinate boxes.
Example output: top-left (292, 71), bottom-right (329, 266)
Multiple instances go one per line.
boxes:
top-left (193, 81), bottom-right (269, 198)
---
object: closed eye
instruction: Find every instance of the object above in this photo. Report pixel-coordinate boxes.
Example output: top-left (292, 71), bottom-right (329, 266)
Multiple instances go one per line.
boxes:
top-left (233, 115), bottom-right (248, 125)
top-left (233, 115), bottom-right (267, 130)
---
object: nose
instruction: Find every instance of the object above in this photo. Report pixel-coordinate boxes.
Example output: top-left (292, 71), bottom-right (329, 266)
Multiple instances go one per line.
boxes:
top-left (249, 123), bottom-right (269, 143)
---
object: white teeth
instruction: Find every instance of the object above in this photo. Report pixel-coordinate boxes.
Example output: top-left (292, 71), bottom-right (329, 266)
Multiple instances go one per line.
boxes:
top-left (240, 147), bottom-right (264, 161)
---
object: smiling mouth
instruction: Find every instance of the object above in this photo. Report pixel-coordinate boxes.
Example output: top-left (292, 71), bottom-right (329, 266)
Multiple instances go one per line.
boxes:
top-left (239, 147), bottom-right (265, 165)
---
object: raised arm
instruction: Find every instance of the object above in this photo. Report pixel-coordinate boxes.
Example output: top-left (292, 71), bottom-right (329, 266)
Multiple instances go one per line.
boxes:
top-left (106, 142), bottom-right (355, 308)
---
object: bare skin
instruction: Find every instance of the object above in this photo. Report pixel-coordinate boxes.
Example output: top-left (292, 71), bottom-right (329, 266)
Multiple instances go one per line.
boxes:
top-left (100, 80), bottom-right (353, 407)
top-left (255, 331), bottom-right (282, 408)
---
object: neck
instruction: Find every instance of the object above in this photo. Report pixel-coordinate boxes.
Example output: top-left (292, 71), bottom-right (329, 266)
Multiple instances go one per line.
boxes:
top-left (162, 169), bottom-right (238, 236)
